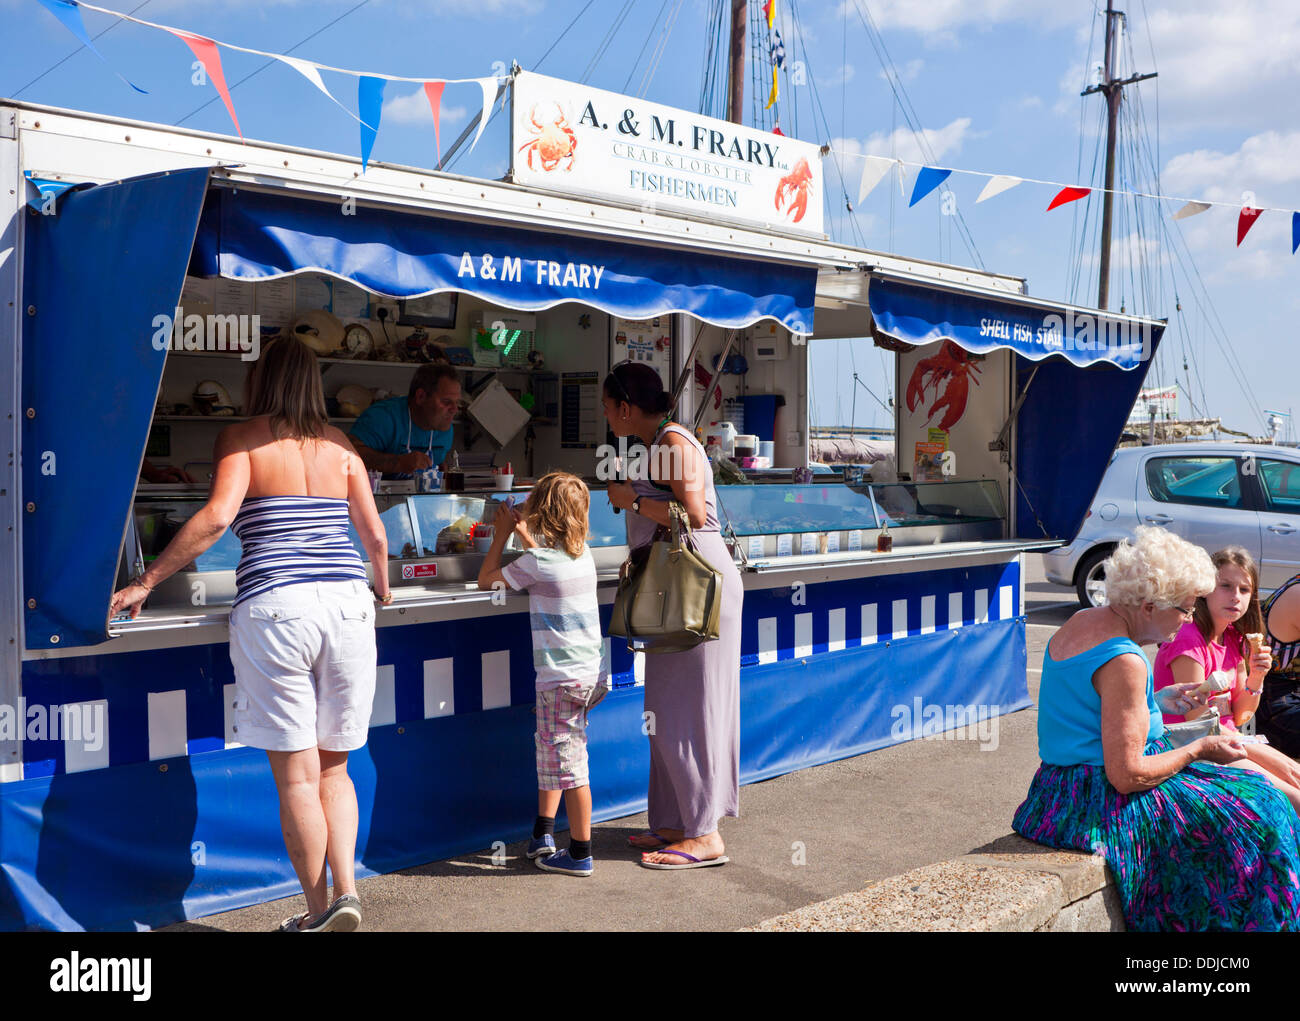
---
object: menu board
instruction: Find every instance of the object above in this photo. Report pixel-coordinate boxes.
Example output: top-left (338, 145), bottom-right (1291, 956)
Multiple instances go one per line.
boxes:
top-left (610, 316), bottom-right (673, 390)
top-left (561, 371), bottom-right (602, 449)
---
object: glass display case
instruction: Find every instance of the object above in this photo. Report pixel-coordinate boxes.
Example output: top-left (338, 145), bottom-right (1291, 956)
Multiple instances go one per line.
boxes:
top-left (122, 486), bottom-right (632, 612)
top-left (715, 479), bottom-right (1006, 560)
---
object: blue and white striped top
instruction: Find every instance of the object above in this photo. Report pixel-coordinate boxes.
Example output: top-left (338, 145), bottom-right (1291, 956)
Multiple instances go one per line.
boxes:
top-left (229, 495), bottom-right (368, 606)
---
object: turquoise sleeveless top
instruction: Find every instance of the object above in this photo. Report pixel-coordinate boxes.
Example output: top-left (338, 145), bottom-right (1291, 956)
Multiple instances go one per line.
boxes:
top-left (1039, 636), bottom-right (1164, 766)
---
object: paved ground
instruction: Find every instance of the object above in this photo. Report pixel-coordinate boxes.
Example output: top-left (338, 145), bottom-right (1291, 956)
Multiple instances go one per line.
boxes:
top-left (169, 556), bottom-right (1081, 932)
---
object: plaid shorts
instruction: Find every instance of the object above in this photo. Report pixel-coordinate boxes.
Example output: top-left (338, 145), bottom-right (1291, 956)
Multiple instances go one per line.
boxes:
top-left (535, 681), bottom-right (597, 791)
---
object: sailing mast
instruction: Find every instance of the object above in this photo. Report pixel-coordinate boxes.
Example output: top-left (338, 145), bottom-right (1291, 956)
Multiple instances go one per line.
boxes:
top-left (727, 0), bottom-right (747, 124)
top-left (1082, 0), bottom-right (1156, 311)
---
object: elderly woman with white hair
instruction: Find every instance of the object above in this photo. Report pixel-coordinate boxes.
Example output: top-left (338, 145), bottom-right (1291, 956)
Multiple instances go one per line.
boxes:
top-left (1013, 527), bottom-right (1300, 931)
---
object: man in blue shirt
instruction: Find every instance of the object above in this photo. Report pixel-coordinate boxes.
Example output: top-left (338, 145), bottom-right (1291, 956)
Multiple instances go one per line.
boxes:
top-left (349, 363), bottom-right (461, 475)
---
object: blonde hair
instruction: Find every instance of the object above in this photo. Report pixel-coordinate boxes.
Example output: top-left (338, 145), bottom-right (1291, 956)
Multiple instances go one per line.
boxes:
top-left (1103, 525), bottom-right (1216, 608)
top-left (244, 334), bottom-right (329, 440)
top-left (524, 472), bottom-right (589, 557)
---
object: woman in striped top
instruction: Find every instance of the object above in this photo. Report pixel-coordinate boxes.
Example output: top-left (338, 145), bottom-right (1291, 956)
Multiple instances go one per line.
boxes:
top-left (1255, 574), bottom-right (1300, 758)
top-left (110, 335), bottom-right (390, 931)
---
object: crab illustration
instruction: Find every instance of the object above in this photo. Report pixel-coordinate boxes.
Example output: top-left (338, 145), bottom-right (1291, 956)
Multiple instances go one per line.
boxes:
top-left (518, 103), bottom-right (577, 172)
top-left (774, 157), bottom-right (814, 223)
top-left (905, 340), bottom-right (982, 432)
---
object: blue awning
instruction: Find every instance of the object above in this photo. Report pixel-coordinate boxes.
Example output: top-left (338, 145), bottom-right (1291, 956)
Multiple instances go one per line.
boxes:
top-left (22, 166), bottom-right (212, 649)
top-left (191, 187), bottom-right (816, 332)
top-left (870, 273), bottom-right (1163, 370)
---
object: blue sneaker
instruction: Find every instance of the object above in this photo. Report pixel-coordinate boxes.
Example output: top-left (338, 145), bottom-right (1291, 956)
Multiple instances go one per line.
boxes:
top-left (526, 835), bottom-right (557, 860)
top-left (535, 849), bottom-right (593, 877)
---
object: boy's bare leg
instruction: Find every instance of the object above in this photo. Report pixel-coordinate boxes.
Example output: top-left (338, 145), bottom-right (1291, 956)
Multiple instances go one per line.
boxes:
top-left (538, 789), bottom-right (562, 819)
top-left (564, 785), bottom-right (592, 844)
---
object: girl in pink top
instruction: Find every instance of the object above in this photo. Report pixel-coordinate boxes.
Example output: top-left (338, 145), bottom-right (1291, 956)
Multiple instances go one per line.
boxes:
top-left (1154, 546), bottom-right (1300, 811)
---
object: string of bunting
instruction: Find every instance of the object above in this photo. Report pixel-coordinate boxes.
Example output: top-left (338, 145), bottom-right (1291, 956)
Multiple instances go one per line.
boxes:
top-left (32, 0), bottom-right (499, 172)
top-left (839, 149), bottom-right (1300, 253)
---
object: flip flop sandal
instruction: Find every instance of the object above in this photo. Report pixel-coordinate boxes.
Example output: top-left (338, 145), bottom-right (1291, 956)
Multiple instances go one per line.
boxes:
top-left (638, 849), bottom-right (730, 871)
top-left (627, 830), bottom-right (672, 849)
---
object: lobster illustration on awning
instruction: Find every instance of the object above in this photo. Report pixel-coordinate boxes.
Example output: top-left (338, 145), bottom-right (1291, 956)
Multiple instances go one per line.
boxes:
top-left (905, 340), bottom-right (982, 431)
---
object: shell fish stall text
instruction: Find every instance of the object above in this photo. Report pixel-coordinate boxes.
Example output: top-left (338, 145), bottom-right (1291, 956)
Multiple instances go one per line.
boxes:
top-left (457, 252), bottom-right (606, 290)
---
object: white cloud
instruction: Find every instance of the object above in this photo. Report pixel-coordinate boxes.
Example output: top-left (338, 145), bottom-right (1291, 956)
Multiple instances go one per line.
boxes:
top-left (878, 58), bottom-right (923, 85)
top-left (836, 117), bottom-right (974, 168)
top-left (819, 63), bottom-right (856, 86)
top-left (382, 87), bottom-right (467, 125)
top-left (1163, 131), bottom-right (1300, 205)
top-left (834, 0), bottom-right (1075, 37)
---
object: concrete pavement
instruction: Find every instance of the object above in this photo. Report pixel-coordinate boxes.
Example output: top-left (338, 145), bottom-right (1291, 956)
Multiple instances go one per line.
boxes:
top-left (167, 556), bottom-right (1081, 932)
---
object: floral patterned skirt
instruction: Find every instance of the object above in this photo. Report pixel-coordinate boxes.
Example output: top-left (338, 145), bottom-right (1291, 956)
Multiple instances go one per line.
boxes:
top-left (1012, 737), bottom-right (1300, 931)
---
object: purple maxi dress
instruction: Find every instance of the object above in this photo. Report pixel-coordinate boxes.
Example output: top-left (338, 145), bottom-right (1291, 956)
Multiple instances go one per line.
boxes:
top-left (626, 424), bottom-right (742, 837)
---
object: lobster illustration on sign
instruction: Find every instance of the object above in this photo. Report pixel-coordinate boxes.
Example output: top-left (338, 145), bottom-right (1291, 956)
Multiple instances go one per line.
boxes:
top-left (518, 103), bottom-right (577, 172)
top-left (905, 341), bottom-right (982, 431)
top-left (774, 157), bottom-right (814, 223)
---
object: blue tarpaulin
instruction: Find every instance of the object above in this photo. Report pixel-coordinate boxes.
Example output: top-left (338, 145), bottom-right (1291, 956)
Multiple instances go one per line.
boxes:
top-left (190, 186), bottom-right (817, 332)
top-left (21, 166), bottom-right (212, 649)
top-left (870, 274), bottom-right (1162, 370)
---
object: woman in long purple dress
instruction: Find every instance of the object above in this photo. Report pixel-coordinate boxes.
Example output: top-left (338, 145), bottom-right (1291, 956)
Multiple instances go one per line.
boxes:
top-left (603, 362), bottom-right (742, 869)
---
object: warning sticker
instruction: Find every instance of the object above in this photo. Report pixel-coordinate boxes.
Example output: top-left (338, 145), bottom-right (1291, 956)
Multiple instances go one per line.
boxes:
top-left (401, 563), bottom-right (438, 580)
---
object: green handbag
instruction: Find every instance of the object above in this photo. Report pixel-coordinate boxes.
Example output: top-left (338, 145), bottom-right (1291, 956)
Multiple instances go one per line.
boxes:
top-left (609, 500), bottom-right (723, 654)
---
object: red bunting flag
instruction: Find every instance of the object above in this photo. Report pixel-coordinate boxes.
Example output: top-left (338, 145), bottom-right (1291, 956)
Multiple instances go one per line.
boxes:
top-left (1237, 205), bottom-right (1262, 246)
top-left (772, 124), bottom-right (785, 137)
top-left (1046, 186), bottom-right (1090, 211)
top-left (423, 81), bottom-right (445, 166)
top-left (763, 0), bottom-right (775, 30)
top-left (165, 29), bottom-right (242, 139)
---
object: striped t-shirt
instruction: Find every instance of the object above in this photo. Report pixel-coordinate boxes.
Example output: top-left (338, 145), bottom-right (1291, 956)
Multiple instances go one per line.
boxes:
top-left (500, 546), bottom-right (603, 690)
top-left (229, 495), bottom-right (369, 606)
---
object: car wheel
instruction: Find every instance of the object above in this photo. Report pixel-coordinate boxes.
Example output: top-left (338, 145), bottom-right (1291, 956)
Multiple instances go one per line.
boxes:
top-left (1075, 547), bottom-right (1113, 608)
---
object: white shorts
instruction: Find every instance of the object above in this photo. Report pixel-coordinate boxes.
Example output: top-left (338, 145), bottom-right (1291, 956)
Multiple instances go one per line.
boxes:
top-left (228, 580), bottom-right (377, 753)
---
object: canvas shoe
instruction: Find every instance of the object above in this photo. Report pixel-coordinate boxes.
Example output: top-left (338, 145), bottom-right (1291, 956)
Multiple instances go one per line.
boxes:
top-left (526, 834), bottom-right (557, 859)
top-left (535, 849), bottom-right (593, 877)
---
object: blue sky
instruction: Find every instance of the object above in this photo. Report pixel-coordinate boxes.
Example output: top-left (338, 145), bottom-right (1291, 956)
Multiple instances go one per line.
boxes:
top-left (3, 0), bottom-right (1295, 436)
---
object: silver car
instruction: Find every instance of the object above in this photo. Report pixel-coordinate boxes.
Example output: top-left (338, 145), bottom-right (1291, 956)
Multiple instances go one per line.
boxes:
top-left (1044, 442), bottom-right (1300, 607)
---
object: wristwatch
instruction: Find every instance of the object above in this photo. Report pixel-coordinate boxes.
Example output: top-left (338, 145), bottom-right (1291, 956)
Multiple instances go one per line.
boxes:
top-left (631, 497), bottom-right (642, 515)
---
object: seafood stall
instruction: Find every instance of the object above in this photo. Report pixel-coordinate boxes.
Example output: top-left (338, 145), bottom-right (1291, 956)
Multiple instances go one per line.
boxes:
top-left (0, 74), bottom-right (1164, 929)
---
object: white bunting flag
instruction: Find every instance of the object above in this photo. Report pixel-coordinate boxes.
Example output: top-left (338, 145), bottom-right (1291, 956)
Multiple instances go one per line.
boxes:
top-left (857, 155), bottom-right (894, 204)
top-left (1172, 200), bottom-right (1211, 221)
top-left (976, 174), bottom-right (1022, 204)
top-left (469, 77), bottom-right (497, 158)
top-left (272, 54), bottom-right (368, 125)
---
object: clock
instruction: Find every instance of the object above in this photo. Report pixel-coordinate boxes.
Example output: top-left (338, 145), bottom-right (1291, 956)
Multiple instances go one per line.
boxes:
top-left (343, 323), bottom-right (374, 359)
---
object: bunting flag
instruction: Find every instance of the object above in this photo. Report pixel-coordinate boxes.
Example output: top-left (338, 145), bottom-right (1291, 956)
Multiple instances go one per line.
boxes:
top-left (1047, 186), bottom-right (1090, 211)
top-left (1237, 205), bottom-right (1262, 246)
top-left (471, 78), bottom-right (496, 159)
top-left (424, 80), bottom-right (446, 166)
top-left (857, 155), bottom-right (894, 203)
top-left (766, 66), bottom-right (778, 110)
top-left (771, 28), bottom-right (785, 68)
top-left (272, 53), bottom-right (368, 126)
top-left (1293, 212), bottom-right (1300, 255)
top-left (164, 28), bottom-right (242, 139)
top-left (358, 76), bottom-right (386, 172)
top-left (32, 0), bottom-right (500, 170)
top-left (33, 0), bottom-right (147, 93)
top-left (908, 166), bottom-right (951, 207)
top-left (1172, 200), bottom-right (1211, 221)
top-left (976, 174), bottom-right (1020, 204)
top-left (763, 0), bottom-right (775, 31)
top-left (772, 123), bottom-right (785, 137)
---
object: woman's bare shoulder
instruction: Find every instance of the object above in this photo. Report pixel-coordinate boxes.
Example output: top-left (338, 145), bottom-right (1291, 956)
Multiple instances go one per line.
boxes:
top-left (1049, 606), bottom-right (1129, 659)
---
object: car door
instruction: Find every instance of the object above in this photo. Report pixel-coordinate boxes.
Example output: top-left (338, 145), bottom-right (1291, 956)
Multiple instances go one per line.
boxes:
top-left (1134, 452), bottom-right (1261, 564)
top-left (1251, 455), bottom-right (1300, 592)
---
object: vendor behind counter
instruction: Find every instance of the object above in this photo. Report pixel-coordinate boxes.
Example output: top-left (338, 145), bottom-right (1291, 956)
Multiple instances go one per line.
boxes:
top-left (349, 363), bottom-right (461, 475)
